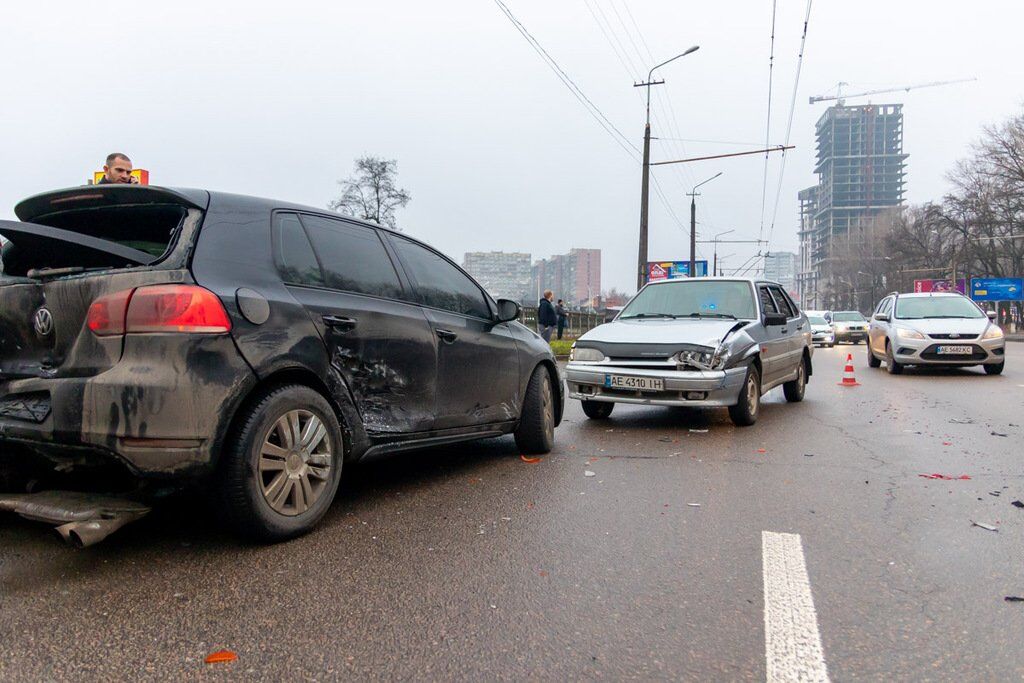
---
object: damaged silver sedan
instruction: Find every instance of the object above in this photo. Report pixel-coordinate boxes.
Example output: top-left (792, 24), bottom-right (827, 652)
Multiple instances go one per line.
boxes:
top-left (566, 277), bottom-right (812, 426)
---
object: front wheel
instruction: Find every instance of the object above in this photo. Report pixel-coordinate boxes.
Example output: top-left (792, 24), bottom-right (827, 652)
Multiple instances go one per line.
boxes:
top-left (515, 366), bottom-right (555, 454)
top-left (581, 400), bottom-right (614, 419)
top-left (867, 345), bottom-right (881, 368)
top-left (783, 356), bottom-right (807, 403)
top-left (984, 362), bottom-right (1005, 375)
top-left (218, 385), bottom-right (344, 542)
top-left (729, 365), bottom-right (761, 426)
top-left (885, 342), bottom-right (903, 375)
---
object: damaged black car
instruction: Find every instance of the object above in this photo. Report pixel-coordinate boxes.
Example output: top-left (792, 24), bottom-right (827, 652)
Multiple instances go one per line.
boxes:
top-left (0, 186), bottom-right (562, 544)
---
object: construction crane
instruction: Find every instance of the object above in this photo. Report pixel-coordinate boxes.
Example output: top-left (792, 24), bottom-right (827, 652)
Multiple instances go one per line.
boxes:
top-left (809, 78), bottom-right (976, 105)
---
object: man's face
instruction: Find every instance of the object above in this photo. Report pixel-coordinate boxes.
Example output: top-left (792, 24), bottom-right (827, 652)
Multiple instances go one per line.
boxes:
top-left (104, 158), bottom-right (134, 183)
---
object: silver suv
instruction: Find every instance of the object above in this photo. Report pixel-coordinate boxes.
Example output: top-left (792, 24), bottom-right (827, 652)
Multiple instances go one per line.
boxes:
top-left (565, 278), bottom-right (813, 426)
top-left (867, 292), bottom-right (1006, 375)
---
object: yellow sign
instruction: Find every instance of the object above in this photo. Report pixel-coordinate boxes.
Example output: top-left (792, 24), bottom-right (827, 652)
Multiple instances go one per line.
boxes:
top-left (92, 169), bottom-right (150, 185)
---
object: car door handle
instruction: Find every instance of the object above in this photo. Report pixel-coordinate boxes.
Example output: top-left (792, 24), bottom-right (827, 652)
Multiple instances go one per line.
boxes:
top-left (436, 328), bottom-right (458, 343)
top-left (322, 315), bottom-right (357, 330)
top-left (780, 328), bottom-right (788, 333)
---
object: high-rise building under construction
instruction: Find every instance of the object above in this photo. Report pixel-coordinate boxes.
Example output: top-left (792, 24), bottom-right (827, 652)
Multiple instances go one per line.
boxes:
top-left (797, 104), bottom-right (907, 308)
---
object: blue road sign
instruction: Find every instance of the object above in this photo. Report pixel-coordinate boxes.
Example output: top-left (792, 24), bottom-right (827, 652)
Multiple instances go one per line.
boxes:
top-left (971, 277), bottom-right (1023, 301)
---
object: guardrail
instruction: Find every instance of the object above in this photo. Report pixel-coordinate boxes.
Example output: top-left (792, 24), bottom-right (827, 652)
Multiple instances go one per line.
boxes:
top-left (518, 307), bottom-right (605, 338)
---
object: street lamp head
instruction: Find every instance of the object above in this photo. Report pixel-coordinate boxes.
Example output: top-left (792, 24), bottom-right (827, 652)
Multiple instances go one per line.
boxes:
top-left (683, 45), bottom-right (700, 56)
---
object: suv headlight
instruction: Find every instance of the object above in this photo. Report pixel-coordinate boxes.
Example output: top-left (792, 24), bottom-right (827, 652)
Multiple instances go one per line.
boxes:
top-left (570, 345), bottom-right (605, 362)
top-left (982, 325), bottom-right (1004, 340)
top-left (896, 327), bottom-right (925, 340)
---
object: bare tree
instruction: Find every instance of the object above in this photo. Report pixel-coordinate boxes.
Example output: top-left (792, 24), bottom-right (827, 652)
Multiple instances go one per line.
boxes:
top-left (329, 156), bottom-right (411, 230)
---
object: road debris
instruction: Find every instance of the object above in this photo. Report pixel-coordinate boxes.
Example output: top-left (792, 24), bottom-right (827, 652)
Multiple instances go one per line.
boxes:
top-left (689, 429), bottom-right (708, 433)
top-left (205, 650), bottom-right (238, 664)
top-left (520, 455), bottom-right (542, 464)
top-left (970, 521), bottom-right (999, 532)
top-left (1011, 500), bottom-right (1024, 509)
top-left (989, 491), bottom-right (1001, 497)
top-left (803, 453), bottom-right (815, 457)
top-left (991, 431), bottom-right (1008, 437)
top-left (584, 470), bottom-right (596, 477)
top-left (686, 503), bottom-right (701, 507)
top-left (756, 448), bottom-right (767, 454)
top-left (949, 418), bottom-right (974, 424)
top-left (1005, 596), bottom-right (1024, 602)
top-left (918, 473), bottom-right (971, 480)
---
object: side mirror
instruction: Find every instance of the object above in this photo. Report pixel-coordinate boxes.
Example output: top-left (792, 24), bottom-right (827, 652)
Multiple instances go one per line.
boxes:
top-left (987, 311), bottom-right (997, 320)
top-left (763, 312), bottom-right (787, 327)
top-left (875, 313), bottom-right (890, 322)
top-left (495, 298), bottom-right (521, 323)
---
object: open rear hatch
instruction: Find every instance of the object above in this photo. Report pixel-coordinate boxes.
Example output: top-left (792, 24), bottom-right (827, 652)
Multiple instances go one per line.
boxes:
top-left (0, 186), bottom-right (208, 381)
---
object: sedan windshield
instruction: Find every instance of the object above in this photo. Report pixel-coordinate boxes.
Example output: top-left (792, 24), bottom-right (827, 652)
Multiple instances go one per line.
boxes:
top-left (896, 296), bottom-right (985, 319)
top-left (619, 280), bottom-right (756, 320)
top-left (832, 311), bottom-right (865, 322)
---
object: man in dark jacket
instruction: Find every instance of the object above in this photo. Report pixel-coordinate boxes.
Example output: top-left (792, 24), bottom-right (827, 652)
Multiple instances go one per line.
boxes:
top-left (556, 299), bottom-right (568, 340)
top-left (98, 152), bottom-right (138, 184)
top-left (537, 290), bottom-right (557, 342)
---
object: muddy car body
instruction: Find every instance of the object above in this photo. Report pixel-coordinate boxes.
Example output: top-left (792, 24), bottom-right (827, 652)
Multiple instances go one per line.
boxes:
top-left (0, 185), bottom-right (562, 541)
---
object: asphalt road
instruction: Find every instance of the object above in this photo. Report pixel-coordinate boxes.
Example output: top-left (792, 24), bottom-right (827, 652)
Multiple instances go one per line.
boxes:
top-left (2, 344), bottom-right (1023, 680)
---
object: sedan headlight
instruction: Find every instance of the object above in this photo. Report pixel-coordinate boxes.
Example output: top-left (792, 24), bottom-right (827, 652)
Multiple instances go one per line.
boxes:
top-left (896, 327), bottom-right (926, 340)
top-left (676, 349), bottom-right (715, 369)
top-left (570, 345), bottom-right (605, 362)
top-left (982, 325), bottom-right (1004, 340)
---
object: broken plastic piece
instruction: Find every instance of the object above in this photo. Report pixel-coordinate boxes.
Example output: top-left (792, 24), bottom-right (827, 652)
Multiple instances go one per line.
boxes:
top-left (686, 503), bottom-right (701, 507)
top-left (689, 429), bottom-right (708, 433)
top-left (756, 448), bottom-right (766, 454)
top-left (970, 520), bottom-right (998, 532)
top-left (1005, 596), bottom-right (1024, 602)
top-left (205, 650), bottom-right (238, 664)
top-left (918, 473), bottom-right (971, 480)
top-left (1011, 500), bottom-right (1024, 509)
top-left (520, 455), bottom-right (541, 464)
top-left (584, 470), bottom-right (596, 477)
top-left (991, 431), bottom-right (1008, 437)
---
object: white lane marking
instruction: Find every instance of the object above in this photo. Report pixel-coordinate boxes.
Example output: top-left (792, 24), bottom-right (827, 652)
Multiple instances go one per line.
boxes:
top-left (762, 531), bottom-right (830, 682)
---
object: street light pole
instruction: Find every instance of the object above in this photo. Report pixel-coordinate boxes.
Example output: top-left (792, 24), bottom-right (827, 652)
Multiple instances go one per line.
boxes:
top-left (710, 229), bottom-right (734, 277)
top-left (686, 172), bottom-right (722, 277)
top-left (634, 45), bottom-right (699, 290)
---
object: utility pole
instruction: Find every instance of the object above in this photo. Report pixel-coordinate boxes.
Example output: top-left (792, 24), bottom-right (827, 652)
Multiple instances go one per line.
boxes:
top-left (634, 46), bottom-right (699, 291)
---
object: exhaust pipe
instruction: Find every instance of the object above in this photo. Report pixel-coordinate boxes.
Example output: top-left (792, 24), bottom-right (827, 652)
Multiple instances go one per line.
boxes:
top-left (0, 491), bottom-right (150, 548)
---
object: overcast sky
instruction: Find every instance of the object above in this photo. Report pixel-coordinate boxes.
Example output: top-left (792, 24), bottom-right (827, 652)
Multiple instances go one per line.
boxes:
top-left (3, 1), bottom-right (1022, 292)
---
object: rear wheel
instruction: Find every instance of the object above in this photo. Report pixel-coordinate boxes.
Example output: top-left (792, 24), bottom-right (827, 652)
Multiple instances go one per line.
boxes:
top-left (984, 362), bottom-right (1005, 375)
top-left (729, 365), bottom-right (761, 426)
top-left (783, 356), bottom-right (807, 403)
top-left (885, 342), bottom-right (903, 375)
top-left (218, 385), bottom-right (344, 542)
top-left (515, 366), bottom-right (555, 454)
top-left (867, 344), bottom-right (881, 368)
top-left (582, 400), bottom-right (614, 419)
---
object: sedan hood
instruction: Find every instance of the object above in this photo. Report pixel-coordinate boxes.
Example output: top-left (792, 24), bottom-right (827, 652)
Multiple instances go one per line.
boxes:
top-left (579, 318), bottom-right (751, 348)
top-left (896, 317), bottom-right (991, 336)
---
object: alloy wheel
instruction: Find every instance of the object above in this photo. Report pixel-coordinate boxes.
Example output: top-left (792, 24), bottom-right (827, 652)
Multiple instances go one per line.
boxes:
top-left (258, 409), bottom-right (333, 516)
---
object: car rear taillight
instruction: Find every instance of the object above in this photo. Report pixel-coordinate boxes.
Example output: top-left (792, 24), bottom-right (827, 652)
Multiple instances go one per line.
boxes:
top-left (125, 285), bottom-right (232, 334)
top-left (87, 289), bottom-right (133, 336)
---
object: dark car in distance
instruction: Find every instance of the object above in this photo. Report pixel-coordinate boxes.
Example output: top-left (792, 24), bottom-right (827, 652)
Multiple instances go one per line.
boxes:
top-left (0, 186), bottom-right (562, 541)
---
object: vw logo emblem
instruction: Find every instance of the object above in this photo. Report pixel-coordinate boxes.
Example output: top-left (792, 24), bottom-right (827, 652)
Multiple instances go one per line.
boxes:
top-left (33, 308), bottom-right (54, 337)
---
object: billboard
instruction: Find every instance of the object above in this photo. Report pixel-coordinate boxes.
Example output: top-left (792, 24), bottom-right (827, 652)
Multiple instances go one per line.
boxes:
top-left (970, 277), bottom-right (1023, 302)
top-left (914, 278), bottom-right (966, 294)
top-left (92, 169), bottom-right (150, 185)
top-left (647, 260), bottom-right (708, 281)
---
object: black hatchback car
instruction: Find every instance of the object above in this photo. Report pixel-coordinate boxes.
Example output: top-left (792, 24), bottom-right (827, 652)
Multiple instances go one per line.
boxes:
top-left (0, 186), bottom-right (562, 541)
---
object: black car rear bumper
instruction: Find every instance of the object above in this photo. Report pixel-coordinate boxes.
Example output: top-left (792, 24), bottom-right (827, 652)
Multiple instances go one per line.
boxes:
top-left (0, 335), bottom-right (255, 478)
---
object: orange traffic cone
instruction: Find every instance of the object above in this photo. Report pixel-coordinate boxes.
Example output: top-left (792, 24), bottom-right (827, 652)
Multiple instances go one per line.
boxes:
top-left (837, 353), bottom-right (860, 387)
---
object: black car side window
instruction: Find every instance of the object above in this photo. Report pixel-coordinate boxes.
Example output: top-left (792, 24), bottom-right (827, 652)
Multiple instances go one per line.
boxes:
top-left (391, 237), bottom-right (491, 319)
top-left (300, 215), bottom-right (403, 299)
top-left (274, 213), bottom-right (324, 287)
top-left (758, 286), bottom-right (779, 315)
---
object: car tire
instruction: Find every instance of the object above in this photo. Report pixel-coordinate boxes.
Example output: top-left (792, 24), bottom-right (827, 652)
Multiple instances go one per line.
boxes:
top-left (218, 384), bottom-right (344, 542)
top-left (582, 400), bottom-right (614, 419)
top-left (515, 366), bottom-right (555, 455)
top-left (885, 342), bottom-right (903, 375)
top-left (867, 346), bottom-right (881, 368)
top-left (984, 362), bottom-right (1005, 375)
top-left (783, 356), bottom-right (807, 403)
top-left (728, 364), bottom-right (761, 426)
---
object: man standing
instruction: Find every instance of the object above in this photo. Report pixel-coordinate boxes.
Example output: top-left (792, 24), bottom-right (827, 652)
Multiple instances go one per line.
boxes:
top-left (556, 299), bottom-right (568, 340)
top-left (537, 290), bottom-right (557, 342)
top-left (99, 153), bottom-right (138, 184)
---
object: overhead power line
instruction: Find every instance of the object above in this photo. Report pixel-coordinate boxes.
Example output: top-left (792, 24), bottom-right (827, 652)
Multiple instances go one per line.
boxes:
top-left (766, 0), bottom-right (813, 252)
top-left (758, 0), bottom-right (778, 242)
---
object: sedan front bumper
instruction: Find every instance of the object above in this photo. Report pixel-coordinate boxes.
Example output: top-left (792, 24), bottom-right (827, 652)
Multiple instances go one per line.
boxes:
top-left (566, 362), bottom-right (748, 407)
top-left (890, 335), bottom-right (1005, 366)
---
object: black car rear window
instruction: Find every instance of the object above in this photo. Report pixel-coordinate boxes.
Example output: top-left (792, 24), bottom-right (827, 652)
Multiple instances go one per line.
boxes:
top-left (0, 204), bottom-right (185, 276)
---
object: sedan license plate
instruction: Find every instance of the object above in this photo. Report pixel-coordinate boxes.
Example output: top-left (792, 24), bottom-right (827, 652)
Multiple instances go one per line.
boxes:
top-left (604, 375), bottom-right (664, 392)
top-left (936, 345), bottom-right (973, 355)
